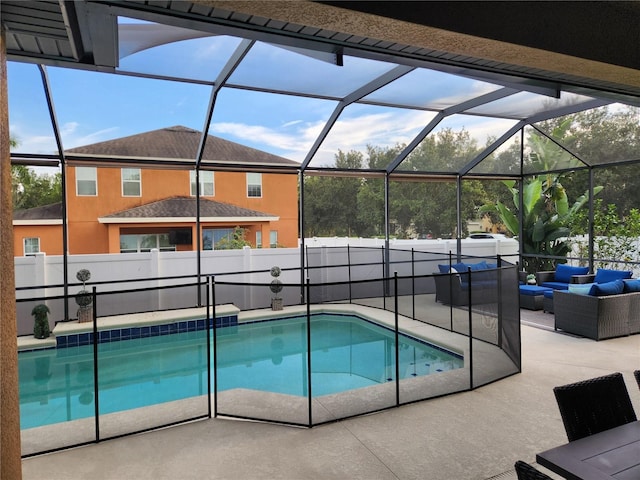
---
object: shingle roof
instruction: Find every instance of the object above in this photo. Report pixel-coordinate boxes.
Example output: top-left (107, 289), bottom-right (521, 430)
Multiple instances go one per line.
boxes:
top-left (13, 203), bottom-right (63, 220)
top-left (13, 197), bottom-right (277, 221)
top-left (65, 126), bottom-right (299, 167)
top-left (101, 196), bottom-right (276, 220)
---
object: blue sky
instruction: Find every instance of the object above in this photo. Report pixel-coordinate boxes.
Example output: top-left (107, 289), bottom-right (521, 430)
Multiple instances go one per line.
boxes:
top-left (8, 21), bottom-right (561, 169)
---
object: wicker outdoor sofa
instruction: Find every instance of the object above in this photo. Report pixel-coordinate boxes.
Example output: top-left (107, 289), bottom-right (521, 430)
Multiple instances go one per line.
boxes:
top-left (433, 261), bottom-right (499, 306)
top-left (553, 289), bottom-right (640, 340)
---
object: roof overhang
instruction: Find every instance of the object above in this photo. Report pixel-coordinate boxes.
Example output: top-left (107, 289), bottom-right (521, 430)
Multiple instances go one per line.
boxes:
top-left (13, 219), bottom-right (63, 226)
top-left (99, 216), bottom-right (279, 224)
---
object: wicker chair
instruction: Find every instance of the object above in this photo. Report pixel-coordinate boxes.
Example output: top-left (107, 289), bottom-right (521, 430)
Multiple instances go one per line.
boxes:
top-left (553, 372), bottom-right (638, 442)
top-left (514, 461), bottom-right (552, 480)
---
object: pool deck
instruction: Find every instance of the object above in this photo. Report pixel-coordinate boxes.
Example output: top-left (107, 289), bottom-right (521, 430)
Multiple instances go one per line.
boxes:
top-left (21, 308), bottom-right (640, 480)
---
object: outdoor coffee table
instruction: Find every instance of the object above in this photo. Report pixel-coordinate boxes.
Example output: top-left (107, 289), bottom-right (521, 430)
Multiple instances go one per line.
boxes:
top-left (519, 285), bottom-right (552, 310)
top-left (536, 421), bottom-right (640, 479)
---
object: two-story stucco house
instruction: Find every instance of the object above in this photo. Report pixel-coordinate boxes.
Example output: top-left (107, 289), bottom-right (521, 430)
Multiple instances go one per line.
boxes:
top-left (13, 126), bottom-right (299, 255)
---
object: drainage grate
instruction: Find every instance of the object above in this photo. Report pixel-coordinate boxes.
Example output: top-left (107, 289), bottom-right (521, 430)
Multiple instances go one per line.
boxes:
top-left (484, 470), bottom-right (517, 480)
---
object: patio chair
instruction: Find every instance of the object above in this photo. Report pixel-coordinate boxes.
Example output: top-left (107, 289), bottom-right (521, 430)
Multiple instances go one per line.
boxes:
top-left (553, 372), bottom-right (637, 442)
top-left (514, 460), bottom-right (552, 480)
top-left (634, 370), bottom-right (640, 390)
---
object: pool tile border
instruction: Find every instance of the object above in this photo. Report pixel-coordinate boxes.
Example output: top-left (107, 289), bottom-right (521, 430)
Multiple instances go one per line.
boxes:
top-left (52, 316), bottom-right (238, 348)
top-left (18, 305), bottom-right (240, 352)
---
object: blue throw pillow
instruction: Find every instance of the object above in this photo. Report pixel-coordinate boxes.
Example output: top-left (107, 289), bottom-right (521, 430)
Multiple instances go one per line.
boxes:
top-left (590, 279), bottom-right (625, 296)
top-left (594, 269), bottom-right (632, 283)
top-left (554, 264), bottom-right (589, 283)
top-left (623, 279), bottom-right (640, 292)
top-left (438, 264), bottom-right (451, 274)
top-left (468, 261), bottom-right (489, 271)
top-left (452, 262), bottom-right (467, 272)
top-left (568, 283), bottom-right (594, 295)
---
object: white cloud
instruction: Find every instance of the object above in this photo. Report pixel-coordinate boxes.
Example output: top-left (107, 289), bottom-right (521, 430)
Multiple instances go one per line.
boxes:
top-left (9, 121), bottom-right (121, 154)
top-left (210, 109), bottom-right (439, 165)
top-left (64, 127), bottom-right (120, 149)
top-left (14, 134), bottom-right (57, 154)
top-left (60, 121), bottom-right (79, 137)
top-left (282, 119), bottom-right (303, 128)
top-left (212, 123), bottom-right (301, 151)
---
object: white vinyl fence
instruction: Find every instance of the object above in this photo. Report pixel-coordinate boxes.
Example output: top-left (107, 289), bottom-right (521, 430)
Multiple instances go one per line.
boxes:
top-left (15, 237), bottom-right (519, 335)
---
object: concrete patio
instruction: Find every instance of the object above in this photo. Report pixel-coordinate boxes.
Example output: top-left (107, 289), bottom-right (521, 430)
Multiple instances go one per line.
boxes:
top-left (21, 310), bottom-right (640, 480)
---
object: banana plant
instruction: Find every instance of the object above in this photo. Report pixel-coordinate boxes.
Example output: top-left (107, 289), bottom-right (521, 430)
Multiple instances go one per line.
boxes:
top-left (482, 177), bottom-right (601, 272)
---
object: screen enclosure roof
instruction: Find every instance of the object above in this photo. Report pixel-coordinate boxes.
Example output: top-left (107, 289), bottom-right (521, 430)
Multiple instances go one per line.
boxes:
top-left (4, 1), bottom-right (640, 179)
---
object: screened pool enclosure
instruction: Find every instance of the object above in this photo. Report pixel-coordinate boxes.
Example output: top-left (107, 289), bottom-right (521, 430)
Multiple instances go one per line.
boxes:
top-left (4, 0), bottom-right (640, 460)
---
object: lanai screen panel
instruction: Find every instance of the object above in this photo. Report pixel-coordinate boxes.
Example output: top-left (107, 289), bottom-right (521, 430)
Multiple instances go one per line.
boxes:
top-left (533, 104), bottom-right (640, 167)
top-left (360, 68), bottom-right (503, 109)
top-left (7, 63), bottom-right (58, 155)
top-left (389, 179), bottom-right (458, 239)
top-left (466, 91), bottom-right (598, 120)
top-left (209, 88), bottom-right (335, 165)
top-left (469, 133), bottom-right (523, 176)
top-left (117, 28), bottom-right (243, 83)
top-left (306, 104), bottom-right (437, 169)
top-left (227, 41), bottom-right (396, 98)
top-left (521, 125), bottom-right (585, 175)
top-left (47, 68), bottom-right (212, 157)
top-left (396, 115), bottom-right (518, 174)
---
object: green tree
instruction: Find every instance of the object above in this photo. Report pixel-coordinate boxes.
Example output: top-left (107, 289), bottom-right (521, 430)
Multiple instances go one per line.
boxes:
top-left (571, 199), bottom-right (640, 270)
top-left (214, 226), bottom-right (252, 250)
top-left (355, 145), bottom-right (389, 237)
top-left (391, 128), bottom-right (487, 238)
top-left (11, 165), bottom-right (62, 210)
top-left (303, 150), bottom-right (365, 237)
top-left (537, 106), bottom-right (640, 216)
top-left (304, 129), bottom-right (497, 239)
top-left (10, 133), bottom-right (62, 210)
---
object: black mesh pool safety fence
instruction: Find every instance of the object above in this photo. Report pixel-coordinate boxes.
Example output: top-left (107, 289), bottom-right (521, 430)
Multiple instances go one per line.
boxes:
top-left (16, 249), bottom-right (521, 455)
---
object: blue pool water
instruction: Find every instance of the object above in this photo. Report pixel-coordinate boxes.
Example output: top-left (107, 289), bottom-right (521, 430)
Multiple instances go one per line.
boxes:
top-left (19, 313), bottom-right (463, 429)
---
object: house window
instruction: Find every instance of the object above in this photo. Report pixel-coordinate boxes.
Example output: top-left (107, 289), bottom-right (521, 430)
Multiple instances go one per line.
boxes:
top-left (120, 234), bottom-right (175, 253)
top-left (76, 167), bottom-right (97, 196)
top-left (24, 237), bottom-right (40, 255)
top-left (203, 228), bottom-right (235, 250)
top-left (256, 231), bottom-right (262, 248)
top-left (190, 170), bottom-right (214, 196)
top-left (122, 168), bottom-right (141, 196)
top-left (269, 230), bottom-right (278, 248)
top-left (247, 172), bottom-right (262, 197)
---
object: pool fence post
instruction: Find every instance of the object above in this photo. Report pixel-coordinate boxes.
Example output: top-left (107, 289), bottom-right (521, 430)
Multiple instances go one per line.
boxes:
top-left (382, 246), bottom-right (386, 310)
top-left (497, 255), bottom-right (503, 349)
top-left (211, 276), bottom-right (218, 418)
top-left (411, 248), bottom-right (415, 320)
top-left (394, 272), bottom-right (400, 407)
top-left (306, 277), bottom-right (312, 427)
top-left (467, 268), bottom-right (474, 391)
top-left (207, 275), bottom-right (213, 419)
top-left (91, 286), bottom-right (100, 442)
top-left (448, 251), bottom-right (454, 331)
top-left (347, 244), bottom-right (352, 304)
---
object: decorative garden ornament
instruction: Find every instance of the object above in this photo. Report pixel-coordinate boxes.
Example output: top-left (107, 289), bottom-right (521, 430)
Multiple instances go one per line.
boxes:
top-left (269, 266), bottom-right (283, 310)
top-left (75, 269), bottom-right (93, 323)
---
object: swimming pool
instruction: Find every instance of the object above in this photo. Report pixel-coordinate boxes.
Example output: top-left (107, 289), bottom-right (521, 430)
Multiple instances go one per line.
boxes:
top-left (18, 313), bottom-right (463, 430)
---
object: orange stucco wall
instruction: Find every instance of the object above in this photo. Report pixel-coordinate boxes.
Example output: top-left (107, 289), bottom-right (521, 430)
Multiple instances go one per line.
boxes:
top-left (13, 224), bottom-right (64, 256)
top-left (14, 167), bottom-right (298, 255)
